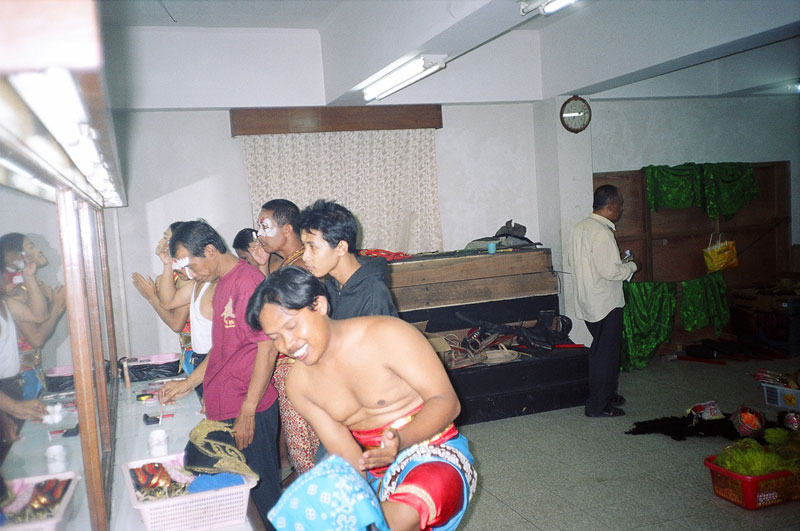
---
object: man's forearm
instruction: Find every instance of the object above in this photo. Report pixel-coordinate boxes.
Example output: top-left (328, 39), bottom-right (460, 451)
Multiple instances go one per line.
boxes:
top-left (391, 395), bottom-right (459, 450)
top-left (23, 274), bottom-right (48, 321)
top-left (185, 356), bottom-right (209, 389)
top-left (155, 264), bottom-right (178, 307)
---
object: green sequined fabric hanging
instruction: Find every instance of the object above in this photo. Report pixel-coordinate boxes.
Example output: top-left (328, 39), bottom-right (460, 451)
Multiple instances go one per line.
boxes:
top-left (621, 281), bottom-right (677, 372)
top-left (644, 162), bottom-right (758, 219)
top-left (679, 271), bottom-right (730, 335)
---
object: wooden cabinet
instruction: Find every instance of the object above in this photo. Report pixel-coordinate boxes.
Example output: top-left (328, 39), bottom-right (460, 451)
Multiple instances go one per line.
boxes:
top-left (387, 248), bottom-right (558, 333)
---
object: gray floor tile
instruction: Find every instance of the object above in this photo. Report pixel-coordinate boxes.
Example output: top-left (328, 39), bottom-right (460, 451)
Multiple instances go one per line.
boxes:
top-left (458, 485), bottom-right (533, 531)
top-left (459, 356), bottom-right (800, 530)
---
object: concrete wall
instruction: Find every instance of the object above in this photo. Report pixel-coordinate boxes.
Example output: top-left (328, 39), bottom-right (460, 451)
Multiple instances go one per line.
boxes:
top-left (110, 110), bottom-right (252, 357)
top-left (590, 95), bottom-right (800, 243)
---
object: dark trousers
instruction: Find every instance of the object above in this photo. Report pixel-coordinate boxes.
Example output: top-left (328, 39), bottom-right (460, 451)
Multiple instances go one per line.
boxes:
top-left (225, 401), bottom-right (280, 530)
top-left (189, 352), bottom-right (207, 398)
top-left (584, 307), bottom-right (623, 416)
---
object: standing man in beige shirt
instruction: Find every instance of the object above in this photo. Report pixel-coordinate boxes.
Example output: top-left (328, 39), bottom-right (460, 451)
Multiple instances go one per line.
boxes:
top-left (568, 185), bottom-right (639, 417)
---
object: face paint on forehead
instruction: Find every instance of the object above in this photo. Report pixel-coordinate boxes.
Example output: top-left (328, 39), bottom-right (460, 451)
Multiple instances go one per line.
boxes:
top-left (172, 257), bottom-right (190, 271)
top-left (257, 217), bottom-right (278, 238)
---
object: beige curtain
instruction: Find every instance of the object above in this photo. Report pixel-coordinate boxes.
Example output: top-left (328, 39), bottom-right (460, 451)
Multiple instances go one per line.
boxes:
top-left (241, 129), bottom-right (443, 254)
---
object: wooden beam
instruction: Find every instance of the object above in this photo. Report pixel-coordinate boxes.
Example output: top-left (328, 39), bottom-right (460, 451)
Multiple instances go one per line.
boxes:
top-left (230, 105), bottom-right (443, 136)
top-left (388, 250), bottom-right (553, 288)
top-left (391, 272), bottom-right (559, 312)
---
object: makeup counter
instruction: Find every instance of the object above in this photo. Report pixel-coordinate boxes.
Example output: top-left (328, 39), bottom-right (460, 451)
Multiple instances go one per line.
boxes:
top-left (1, 380), bottom-right (259, 531)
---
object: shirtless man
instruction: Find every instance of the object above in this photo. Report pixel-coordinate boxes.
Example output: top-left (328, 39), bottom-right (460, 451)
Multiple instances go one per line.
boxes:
top-left (246, 266), bottom-right (476, 531)
top-left (131, 223), bottom-right (191, 337)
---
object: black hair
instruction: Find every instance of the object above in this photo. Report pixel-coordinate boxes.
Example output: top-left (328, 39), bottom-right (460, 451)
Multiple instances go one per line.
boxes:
top-left (246, 266), bottom-right (329, 330)
top-left (0, 233), bottom-right (25, 265)
top-left (169, 220), bottom-right (228, 258)
top-left (260, 199), bottom-right (300, 235)
top-left (232, 228), bottom-right (257, 251)
top-left (168, 221), bottom-right (184, 234)
top-left (593, 185), bottom-right (622, 211)
top-left (297, 200), bottom-right (358, 254)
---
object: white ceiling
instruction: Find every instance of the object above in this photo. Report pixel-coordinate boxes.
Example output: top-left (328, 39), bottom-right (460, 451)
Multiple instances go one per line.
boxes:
top-left (98, 0), bottom-right (800, 106)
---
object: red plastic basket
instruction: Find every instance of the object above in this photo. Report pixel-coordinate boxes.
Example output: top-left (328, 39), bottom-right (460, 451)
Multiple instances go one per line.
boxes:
top-left (704, 455), bottom-right (799, 510)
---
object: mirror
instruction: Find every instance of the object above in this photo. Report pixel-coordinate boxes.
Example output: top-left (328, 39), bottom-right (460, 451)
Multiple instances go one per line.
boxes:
top-left (0, 184), bottom-right (70, 415)
top-left (1, 91), bottom-right (117, 529)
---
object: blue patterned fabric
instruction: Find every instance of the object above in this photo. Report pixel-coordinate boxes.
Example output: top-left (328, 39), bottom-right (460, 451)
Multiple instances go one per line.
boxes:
top-left (270, 435), bottom-right (476, 531)
top-left (268, 454), bottom-right (390, 531)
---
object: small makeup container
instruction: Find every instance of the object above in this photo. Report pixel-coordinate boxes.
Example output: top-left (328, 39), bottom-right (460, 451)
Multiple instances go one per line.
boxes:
top-left (148, 429), bottom-right (169, 457)
top-left (46, 444), bottom-right (68, 473)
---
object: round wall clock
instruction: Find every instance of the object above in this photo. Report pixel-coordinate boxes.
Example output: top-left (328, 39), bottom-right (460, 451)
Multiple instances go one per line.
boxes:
top-left (559, 95), bottom-right (591, 134)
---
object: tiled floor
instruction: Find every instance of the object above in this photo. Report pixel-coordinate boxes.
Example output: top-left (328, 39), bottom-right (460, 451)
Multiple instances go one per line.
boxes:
top-left (456, 355), bottom-right (800, 530)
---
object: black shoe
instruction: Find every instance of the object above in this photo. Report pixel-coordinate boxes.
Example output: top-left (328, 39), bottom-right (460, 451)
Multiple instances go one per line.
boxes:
top-left (585, 406), bottom-right (625, 418)
top-left (610, 394), bottom-right (626, 407)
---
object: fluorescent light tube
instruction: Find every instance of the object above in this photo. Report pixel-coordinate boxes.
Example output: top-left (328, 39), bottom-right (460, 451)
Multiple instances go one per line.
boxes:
top-left (540, 0), bottom-right (576, 15)
top-left (362, 55), bottom-right (447, 101)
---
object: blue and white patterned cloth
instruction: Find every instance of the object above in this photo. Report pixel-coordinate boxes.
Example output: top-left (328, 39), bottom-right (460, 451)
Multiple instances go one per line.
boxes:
top-left (268, 454), bottom-right (390, 531)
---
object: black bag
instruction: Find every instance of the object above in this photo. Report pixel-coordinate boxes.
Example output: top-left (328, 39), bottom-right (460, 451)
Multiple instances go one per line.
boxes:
top-left (45, 360), bottom-right (112, 392)
top-left (118, 357), bottom-right (180, 382)
top-left (455, 310), bottom-right (572, 351)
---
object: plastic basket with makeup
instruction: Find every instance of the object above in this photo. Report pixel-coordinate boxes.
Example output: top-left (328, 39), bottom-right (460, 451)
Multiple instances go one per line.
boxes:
top-left (123, 454), bottom-right (256, 531)
top-left (1, 471), bottom-right (79, 531)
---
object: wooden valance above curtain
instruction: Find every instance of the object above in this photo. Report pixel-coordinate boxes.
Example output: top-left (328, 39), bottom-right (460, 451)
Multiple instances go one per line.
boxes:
top-left (230, 105), bottom-right (443, 136)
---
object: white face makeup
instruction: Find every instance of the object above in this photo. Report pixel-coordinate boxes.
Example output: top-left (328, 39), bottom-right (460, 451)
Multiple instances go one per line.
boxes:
top-left (172, 257), bottom-right (189, 270)
top-left (11, 259), bottom-right (24, 271)
top-left (172, 257), bottom-right (195, 279)
top-left (257, 217), bottom-right (278, 238)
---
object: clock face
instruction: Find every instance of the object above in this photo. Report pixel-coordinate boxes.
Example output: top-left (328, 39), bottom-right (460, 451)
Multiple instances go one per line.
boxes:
top-left (560, 96), bottom-right (591, 133)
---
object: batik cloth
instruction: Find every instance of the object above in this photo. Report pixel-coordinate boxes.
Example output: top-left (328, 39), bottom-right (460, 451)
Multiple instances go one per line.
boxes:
top-left (268, 454), bottom-right (390, 531)
top-left (268, 405), bottom-right (476, 531)
top-left (273, 360), bottom-right (320, 473)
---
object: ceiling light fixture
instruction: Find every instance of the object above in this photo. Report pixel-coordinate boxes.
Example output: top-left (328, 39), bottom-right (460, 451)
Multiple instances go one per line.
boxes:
top-left (7, 68), bottom-right (123, 206)
top-left (362, 55), bottom-right (447, 101)
top-left (520, 0), bottom-right (577, 16)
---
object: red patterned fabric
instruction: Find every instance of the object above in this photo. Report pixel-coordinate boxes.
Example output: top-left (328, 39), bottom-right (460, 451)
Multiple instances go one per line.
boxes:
top-left (272, 362), bottom-right (319, 473)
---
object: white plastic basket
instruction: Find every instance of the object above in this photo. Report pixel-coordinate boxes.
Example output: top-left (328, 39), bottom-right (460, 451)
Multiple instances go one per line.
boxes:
top-left (761, 382), bottom-right (800, 410)
top-left (2, 471), bottom-right (79, 531)
top-left (123, 454), bottom-right (256, 531)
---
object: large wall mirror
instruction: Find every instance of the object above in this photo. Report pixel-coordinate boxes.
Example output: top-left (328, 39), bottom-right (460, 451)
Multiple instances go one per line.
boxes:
top-left (1, 59), bottom-right (122, 531)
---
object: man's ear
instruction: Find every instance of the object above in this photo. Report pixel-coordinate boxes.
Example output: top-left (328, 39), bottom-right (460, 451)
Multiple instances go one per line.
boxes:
top-left (334, 240), bottom-right (349, 256)
top-left (282, 223), bottom-right (295, 238)
top-left (312, 295), bottom-right (330, 316)
top-left (204, 243), bottom-right (218, 258)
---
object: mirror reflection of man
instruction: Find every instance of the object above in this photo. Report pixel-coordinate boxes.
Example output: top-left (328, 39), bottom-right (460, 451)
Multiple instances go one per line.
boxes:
top-left (0, 253), bottom-right (48, 448)
top-left (568, 185), bottom-right (639, 418)
top-left (157, 220), bottom-right (280, 525)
